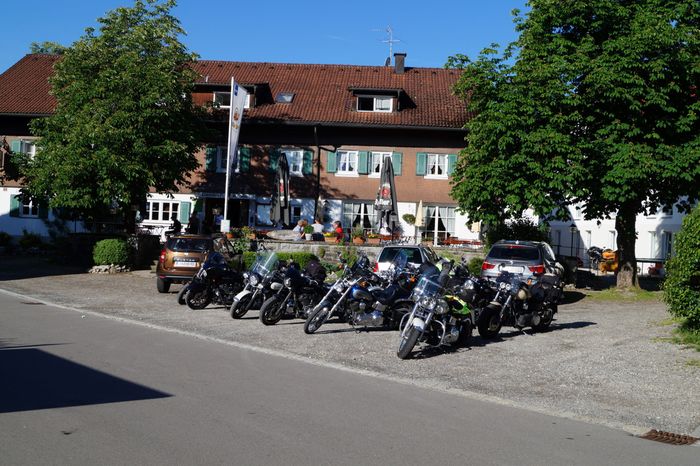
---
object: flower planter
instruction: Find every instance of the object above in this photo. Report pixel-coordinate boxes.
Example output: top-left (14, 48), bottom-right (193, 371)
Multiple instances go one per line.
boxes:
top-left (367, 237), bottom-right (380, 245)
top-left (324, 236), bottom-right (337, 244)
top-left (305, 234), bottom-right (313, 241)
top-left (352, 237), bottom-right (366, 245)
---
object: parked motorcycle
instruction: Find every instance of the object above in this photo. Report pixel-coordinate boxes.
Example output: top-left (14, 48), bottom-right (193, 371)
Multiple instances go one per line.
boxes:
top-left (476, 270), bottom-right (562, 338)
top-left (185, 252), bottom-right (244, 310)
top-left (396, 261), bottom-right (475, 359)
top-left (229, 251), bottom-right (280, 319)
top-left (303, 253), bottom-right (414, 334)
top-left (258, 260), bottom-right (328, 325)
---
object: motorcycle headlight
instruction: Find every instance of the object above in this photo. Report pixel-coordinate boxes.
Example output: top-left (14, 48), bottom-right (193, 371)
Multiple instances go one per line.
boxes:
top-left (464, 280), bottom-right (475, 290)
top-left (435, 300), bottom-right (449, 315)
top-left (284, 277), bottom-right (293, 288)
top-left (516, 288), bottom-right (530, 300)
top-left (419, 296), bottom-right (437, 310)
top-left (249, 274), bottom-right (260, 286)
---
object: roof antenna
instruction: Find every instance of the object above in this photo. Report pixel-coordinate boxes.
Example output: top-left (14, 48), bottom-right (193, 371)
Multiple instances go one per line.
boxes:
top-left (374, 25), bottom-right (401, 65)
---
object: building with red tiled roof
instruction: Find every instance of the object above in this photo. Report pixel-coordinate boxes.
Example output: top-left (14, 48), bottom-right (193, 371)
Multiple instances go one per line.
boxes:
top-left (1, 53), bottom-right (478, 247)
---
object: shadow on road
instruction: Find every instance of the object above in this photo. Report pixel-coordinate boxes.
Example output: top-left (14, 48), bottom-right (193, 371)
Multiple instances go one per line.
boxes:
top-left (0, 256), bottom-right (86, 282)
top-left (0, 346), bottom-right (171, 413)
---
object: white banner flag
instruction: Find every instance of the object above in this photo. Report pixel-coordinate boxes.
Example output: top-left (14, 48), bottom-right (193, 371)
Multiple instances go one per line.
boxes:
top-left (223, 77), bottom-right (248, 229)
top-left (227, 78), bottom-right (248, 171)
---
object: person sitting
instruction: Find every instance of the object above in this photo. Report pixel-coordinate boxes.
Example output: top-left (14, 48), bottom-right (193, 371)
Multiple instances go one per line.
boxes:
top-left (166, 213), bottom-right (182, 237)
top-left (333, 221), bottom-right (344, 243)
top-left (311, 218), bottom-right (325, 241)
top-left (292, 219), bottom-right (306, 241)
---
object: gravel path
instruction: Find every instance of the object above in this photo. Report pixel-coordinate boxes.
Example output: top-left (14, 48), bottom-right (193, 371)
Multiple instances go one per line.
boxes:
top-left (1, 259), bottom-right (698, 436)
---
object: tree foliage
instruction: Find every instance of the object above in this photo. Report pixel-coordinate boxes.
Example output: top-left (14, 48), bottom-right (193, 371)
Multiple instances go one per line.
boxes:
top-left (448, 0), bottom-right (700, 287)
top-left (664, 206), bottom-right (700, 330)
top-left (20, 0), bottom-right (205, 231)
top-left (29, 41), bottom-right (67, 54)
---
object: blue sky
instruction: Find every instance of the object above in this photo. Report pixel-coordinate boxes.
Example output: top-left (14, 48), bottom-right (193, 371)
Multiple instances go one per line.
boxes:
top-left (1, 0), bottom-right (528, 72)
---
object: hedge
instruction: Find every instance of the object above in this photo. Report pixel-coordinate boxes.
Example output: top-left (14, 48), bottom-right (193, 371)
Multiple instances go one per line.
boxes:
top-left (241, 251), bottom-right (319, 271)
top-left (93, 238), bottom-right (130, 266)
top-left (663, 207), bottom-right (700, 330)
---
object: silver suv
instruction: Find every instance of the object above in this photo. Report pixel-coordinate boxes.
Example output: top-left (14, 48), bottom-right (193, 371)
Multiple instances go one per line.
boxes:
top-left (481, 240), bottom-right (563, 282)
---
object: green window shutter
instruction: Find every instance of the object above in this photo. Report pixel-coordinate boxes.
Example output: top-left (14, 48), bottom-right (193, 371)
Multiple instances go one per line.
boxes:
top-left (357, 151), bottom-right (369, 175)
top-left (416, 152), bottom-right (427, 176)
top-left (205, 146), bottom-right (217, 171)
top-left (9, 194), bottom-right (21, 217)
top-left (269, 148), bottom-right (280, 173)
top-left (10, 140), bottom-right (22, 153)
top-left (38, 203), bottom-right (49, 219)
top-left (447, 154), bottom-right (457, 175)
top-left (193, 198), bottom-right (203, 213)
top-left (239, 147), bottom-right (251, 172)
top-left (302, 150), bottom-right (314, 175)
top-left (392, 152), bottom-right (403, 176)
top-left (326, 152), bottom-right (337, 173)
top-left (179, 201), bottom-right (191, 223)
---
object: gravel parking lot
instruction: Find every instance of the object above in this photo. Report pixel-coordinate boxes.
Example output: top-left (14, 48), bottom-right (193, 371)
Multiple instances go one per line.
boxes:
top-left (1, 257), bottom-right (698, 437)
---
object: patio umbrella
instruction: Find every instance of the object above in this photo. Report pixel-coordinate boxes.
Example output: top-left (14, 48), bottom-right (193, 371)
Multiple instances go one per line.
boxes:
top-left (374, 154), bottom-right (399, 235)
top-left (414, 200), bottom-right (424, 244)
top-left (270, 153), bottom-right (291, 227)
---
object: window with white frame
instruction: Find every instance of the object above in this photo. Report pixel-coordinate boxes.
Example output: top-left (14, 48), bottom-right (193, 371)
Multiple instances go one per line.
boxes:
top-left (342, 202), bottom-right (375, 232)
top-left (357, 95), bottom-right (392, 113)
top-left (20, 198), bottom-right (38, 218)
top-left (213, 91), bottom-right (251, 109)
top-left (426, 153), bottom-right (448, 179)
top-left (369, 151), bottom-right (391, 177)
top-left (216, 146), bottom-right (241, 174)
top-left (422, 205), bottom-right (456, 240)
top-left (282, 149), bottom-right (304, 177)
top-left (146, 201), bottom-right (179, 222)
top-left (291, 205), bottom-right (303, 225)
top-left (608, 230), bottom-right (617, 250)
top-left (337, 150), bottom-right (359, 176)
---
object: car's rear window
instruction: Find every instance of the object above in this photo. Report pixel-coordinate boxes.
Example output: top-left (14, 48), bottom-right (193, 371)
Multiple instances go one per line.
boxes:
top-left (167, 238), bottom-right (211, 253)
top-left (378, 248), bottom-right (423, 264)
top-left (487, 245), bottom-right (541, 261)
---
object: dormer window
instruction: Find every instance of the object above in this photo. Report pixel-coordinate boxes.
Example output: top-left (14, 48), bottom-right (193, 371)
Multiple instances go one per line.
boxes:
top-left (213, 91), bottom-right (251, 109)
top-left (275, 92), bottom-right (295, 103)
top-left (357, 95), bottom-right (392, 112)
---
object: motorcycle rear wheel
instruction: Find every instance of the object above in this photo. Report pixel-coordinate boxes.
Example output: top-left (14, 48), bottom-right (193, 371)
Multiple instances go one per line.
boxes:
top-left (457, 320), bottom-right (473, 346)
top-left (532, 305), bottom-right (555, 332)
top-left (304, 303), bottom-right (330, 334)
top-left (397, 326), bottom-right (420, 359)
top-left (477, 307), bottom-right (502, 339)
top-left (259, 297), bottom-right (285, 326)
top-left (177, 283), bottom-right (189, 305)
top-left (186, 289), bottom-right (211, 310)
top-left (230, 294), bottom-right (252, 319)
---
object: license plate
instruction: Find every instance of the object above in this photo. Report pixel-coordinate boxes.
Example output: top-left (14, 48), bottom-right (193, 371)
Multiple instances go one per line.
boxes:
top-left (175, 260), bottom-right (198, 268)
top-left (503, 266), bottom-right (523, 274)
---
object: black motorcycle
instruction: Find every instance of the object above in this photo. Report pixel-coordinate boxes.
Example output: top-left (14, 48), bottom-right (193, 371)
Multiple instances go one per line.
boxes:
top-left (476, 271), bottom-right (562, 338)
top-left (229, 251), bottom-right (281, 319)
top-left (258, 260), bottom-right (328, 325)
top-left (185, 252), bottom-right (244, 310)
top-left (304, 252), bottom-right (417, 334)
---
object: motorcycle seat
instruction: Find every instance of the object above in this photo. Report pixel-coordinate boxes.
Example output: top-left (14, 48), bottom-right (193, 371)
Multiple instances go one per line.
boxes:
top-left (371, 286), bottom-right (398, 305)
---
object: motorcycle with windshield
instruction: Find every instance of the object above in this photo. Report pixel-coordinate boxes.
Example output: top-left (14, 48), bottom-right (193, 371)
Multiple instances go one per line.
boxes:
top-left (476, 270), bottom-right (562, 338)
top-left (396, 261), bottom-right (476, 359)
top-left (303, 252), bottom-right (414, 334)
top-left (184, 252), bottom-right (244, 310)
top-left (229, 251), bottom-right (280, 319)
top-left (258, 259), bottom-right (328, 325)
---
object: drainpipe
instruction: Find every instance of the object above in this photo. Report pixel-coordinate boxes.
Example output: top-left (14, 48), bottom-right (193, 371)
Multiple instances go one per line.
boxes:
top-left (313, 125), bottom-right (321, 218)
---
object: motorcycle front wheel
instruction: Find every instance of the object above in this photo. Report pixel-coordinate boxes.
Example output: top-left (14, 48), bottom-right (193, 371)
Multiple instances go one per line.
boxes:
top-left (304, 302), bottom-right (331, 334)
top-left (177, 283), bottom-right (190, 305)
top-left (477, 306), bottom-right (502, 339)
top-left (186, 289), bottom-right (211, 310)
top-left (259, 297), bottom-right (285, 326)
top-left (230, 294), bottom-right (252, 319)
top-left (397, 326), bottom-right (420, 359)
top-left (532, 305), bottom-right (555, 332)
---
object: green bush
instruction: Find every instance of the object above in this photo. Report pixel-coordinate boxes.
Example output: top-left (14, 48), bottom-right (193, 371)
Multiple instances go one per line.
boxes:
top-left (467, 257), bottom-right (484, 276)
top-left (664, 207), bottom-right (700, 330)
top-left (241, 251), bottom-right (319, 270)
top-left (19, 229), bottom-right (43, 250)
top-left (0, 231), bottom-right (11, 248)
top-left (484, 218), bottom-right (550, 248)
top-left (92, 238), bottom-right (130, 266)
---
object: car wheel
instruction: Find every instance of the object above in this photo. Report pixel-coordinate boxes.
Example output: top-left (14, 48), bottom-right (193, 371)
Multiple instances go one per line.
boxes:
top-left (157, 277), bottom-right (171, 293)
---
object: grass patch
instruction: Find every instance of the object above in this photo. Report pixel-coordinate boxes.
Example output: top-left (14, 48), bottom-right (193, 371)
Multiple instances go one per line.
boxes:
top-left (583, 287), bottom-right (662, 302)
top-left (686, 359), bottom-right (700, 368)
top-left (671, 327), bottom-right (700, 352)
top-left (656, 317), bottom-right (679, 326)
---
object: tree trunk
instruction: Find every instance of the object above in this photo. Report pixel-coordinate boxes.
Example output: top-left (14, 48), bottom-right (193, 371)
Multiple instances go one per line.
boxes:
top-left (615, 202), bottom-right (639, 289)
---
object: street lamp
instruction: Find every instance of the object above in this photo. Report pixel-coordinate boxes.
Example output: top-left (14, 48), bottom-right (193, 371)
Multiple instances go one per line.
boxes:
top-left (569, 223), bottom-right (578, 258)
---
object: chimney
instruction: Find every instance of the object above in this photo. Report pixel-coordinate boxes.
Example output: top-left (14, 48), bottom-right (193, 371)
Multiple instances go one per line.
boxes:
top-left (394, 53), bottom-right (406, 74)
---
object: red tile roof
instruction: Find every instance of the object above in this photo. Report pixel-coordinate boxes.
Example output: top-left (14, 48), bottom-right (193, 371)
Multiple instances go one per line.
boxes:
top-left (0, 54), bottom-right (470, 128)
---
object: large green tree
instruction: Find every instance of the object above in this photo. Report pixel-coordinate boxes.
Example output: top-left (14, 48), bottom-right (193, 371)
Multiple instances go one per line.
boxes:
top-left (19, 0), bottom-right (204, 232)
top-left (449, 0), bottom-right (700, 288)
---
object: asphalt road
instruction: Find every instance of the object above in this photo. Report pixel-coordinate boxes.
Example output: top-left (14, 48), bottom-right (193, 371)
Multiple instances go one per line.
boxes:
top-left (1, 291), bottom-right (697, 465)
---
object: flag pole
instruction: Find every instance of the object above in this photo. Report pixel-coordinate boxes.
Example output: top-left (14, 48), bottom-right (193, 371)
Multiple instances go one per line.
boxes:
top-left (222, 77), bottom-right (235, 232)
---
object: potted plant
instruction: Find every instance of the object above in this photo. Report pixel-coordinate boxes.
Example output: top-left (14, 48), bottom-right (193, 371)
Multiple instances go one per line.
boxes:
top-left (366, 232), bottom-right (380, 245)
top-left (323, 232), bottom-right (336, 243)
top-left (402, 213), bottom-right (416, 225)
top-left (351, 227), bottom-right (366, 245)
top-left (303, 224), bottom-right (314, 241)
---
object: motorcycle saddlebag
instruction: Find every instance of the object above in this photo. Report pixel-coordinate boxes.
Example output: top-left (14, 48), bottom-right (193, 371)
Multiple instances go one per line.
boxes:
top-left (304, 260), bottom-right (327, 282)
